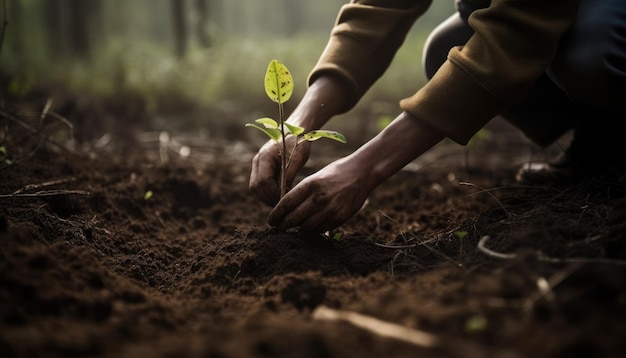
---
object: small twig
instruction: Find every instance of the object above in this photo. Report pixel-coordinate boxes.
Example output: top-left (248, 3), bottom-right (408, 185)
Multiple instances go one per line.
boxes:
top-left (375, 242), bottom-right (417, 250)
top-left (40, 99), bottom-right (53, 125)
top-left (0, 190), bottom-right (90, 198)
top-left (0, 0), bottom-right (7, 56)
top-left (420, 238), bottom-right (464, 268)
top-left (375, 210), bottom-right (464, 269)
top-left (313, 305), bottom-right (439, 348)
top-left (478, 235), bottom-right (626, 266)
top-left (377, 209), bottom-right (411, 245)
top-left (483, 264), bottom-right (582, 311)
top-left (158, 131), bottom-right (170, 162)
top-left (154, 211), bottom-right (166, 227)
top-left (12, 177), bottom-right (77, 194)
top-left (477, 235), bottom-right (515, 260)
top-left (2, 107), bottom-right (74, 155)
top-left (459, 181), bottom-right (511, 219)
top-left (45, 111), bottom-right (74, 132)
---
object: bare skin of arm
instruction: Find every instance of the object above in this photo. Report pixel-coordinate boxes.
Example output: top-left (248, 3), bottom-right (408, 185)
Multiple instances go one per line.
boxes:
top-left (249, 75), bottom-right (447, 231)
top-left (249, 75), bottom-right (348, 206)
top-left (267, 109), bottom-right (445, 232)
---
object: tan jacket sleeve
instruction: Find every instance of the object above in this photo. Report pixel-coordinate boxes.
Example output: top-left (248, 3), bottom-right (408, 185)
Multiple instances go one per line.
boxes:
top-left (308, 0), bottom-right (432, 111)
top-left (309, 0), bottom-right (580, 145)
top-left (400, 0), bottom-right (579, 144)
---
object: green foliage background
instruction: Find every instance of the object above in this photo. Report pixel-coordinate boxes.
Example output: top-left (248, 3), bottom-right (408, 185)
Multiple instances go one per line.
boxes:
top-left (1, 0), bottom-right (455, 139)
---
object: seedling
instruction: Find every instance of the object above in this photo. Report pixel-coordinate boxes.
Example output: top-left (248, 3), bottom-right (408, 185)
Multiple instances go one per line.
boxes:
top-left (454, 230), bottom-right (469, 256)
top-left (246, 59), bottom-right (346, 198)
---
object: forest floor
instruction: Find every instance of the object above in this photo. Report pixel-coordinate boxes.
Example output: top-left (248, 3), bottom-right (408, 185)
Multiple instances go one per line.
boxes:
top-left (1, 94), bottom-right (626, 358)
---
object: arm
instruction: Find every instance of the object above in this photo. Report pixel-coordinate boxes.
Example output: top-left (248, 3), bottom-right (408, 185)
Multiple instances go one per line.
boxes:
top-left (309, 0), bottom-right (432, 112)
top-left (268, 111), bottom-right (445, 232)
top-left (312, 0), bottom-right (579, 143)
top-left (400, 0), bottom-right (580, 144)
top-left (256, 0), bottom-right (580, 232)
top-left (250, 0), bottom-right (431, 206)
top-left (249, 76), bottom-right (349, 206)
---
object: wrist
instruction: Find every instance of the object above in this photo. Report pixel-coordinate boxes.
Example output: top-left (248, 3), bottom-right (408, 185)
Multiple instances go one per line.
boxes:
top-left (348, 112), bottom-right (446, 186)
top-left (288, 75), bottom-right (348, 131)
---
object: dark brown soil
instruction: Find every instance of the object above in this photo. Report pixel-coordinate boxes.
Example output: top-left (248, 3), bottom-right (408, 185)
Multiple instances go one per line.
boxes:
top-left (2, 98), bottom-right (626, 358)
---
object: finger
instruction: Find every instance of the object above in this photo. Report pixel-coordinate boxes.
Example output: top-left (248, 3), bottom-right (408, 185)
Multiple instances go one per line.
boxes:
top-left (300, 211), bottom-right (336, 232)
top-left (274, 196), bottom-right (318, 231)
top-left (249, 152), bottom-right (280, 206)
top-left (301, 199), bottom-right (363, 232)
top-left (268, 185), bottom-right (312, 227)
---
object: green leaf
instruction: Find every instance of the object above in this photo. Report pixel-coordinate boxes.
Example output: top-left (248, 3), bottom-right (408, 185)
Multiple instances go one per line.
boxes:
top-left (465, 315), bottom-right (488, 332)
top-left (264, 59), bottom-right (294, 104)
top-left (304, 130), bottom-right (347, 143)
top-left (284, 122), bottom-right (305, 136)
top-left (246, 123), bottom-right (282, 141)
top-left (332, 232), bottom-right (343, 241)
top-left (255, 117), bottom-right (279, 129)
top-left (0, 146), bottom-right (6, 159)
top-left (454, 231), bottom-right (469, 240)
top-left (144, 190), bottom-right (153, 200)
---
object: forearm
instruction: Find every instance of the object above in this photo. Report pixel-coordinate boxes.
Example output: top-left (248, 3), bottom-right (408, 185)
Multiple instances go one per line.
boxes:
top-left (309, 1), bottom-right (431, 112)
top-left (343, 112), bottom-right (445, 190)
top-left (287, 75), bottom-right (348, 131)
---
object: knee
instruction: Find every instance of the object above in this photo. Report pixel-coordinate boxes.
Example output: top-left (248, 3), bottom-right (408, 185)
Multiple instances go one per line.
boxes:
top-left (422, 12), bottom-right (473, 80)
top-left (549, 8), bottom-right (626, 113)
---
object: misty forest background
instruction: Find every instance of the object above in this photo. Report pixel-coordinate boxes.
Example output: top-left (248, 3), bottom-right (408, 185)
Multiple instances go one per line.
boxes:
top-left (1, 0), bottom-right (456, 145)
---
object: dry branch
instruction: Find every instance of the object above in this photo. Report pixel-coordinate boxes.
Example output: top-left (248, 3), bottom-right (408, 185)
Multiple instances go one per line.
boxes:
top-left (478, 235), bottom-right (626, 266)
top-left (312, 305), bottom-right (439, 348)
top-left (0, 190), bottom-right (90, 198)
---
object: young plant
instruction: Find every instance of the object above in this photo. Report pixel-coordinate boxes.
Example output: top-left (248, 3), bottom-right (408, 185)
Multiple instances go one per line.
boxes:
top-left (246, 59), bottom-right (346, 198)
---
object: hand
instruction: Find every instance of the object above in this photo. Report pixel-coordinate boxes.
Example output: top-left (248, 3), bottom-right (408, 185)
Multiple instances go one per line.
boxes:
top-left (249, 75), bottom-right (349, 206)
top-left (267, 158), bottom-right (371, 232)
top-left (249, 136), bottom-right (311, 206)
top-left (266, 111), bottom-right (448, 232)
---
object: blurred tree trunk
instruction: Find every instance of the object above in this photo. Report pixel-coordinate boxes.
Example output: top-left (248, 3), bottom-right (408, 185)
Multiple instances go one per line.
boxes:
top-left (45, 0), bottom-right (102, 60)
top-left (7, 0), bottom-right (23, 58)
top-left (45, 0), bottom-right (67, 57)
top-left (171, 0), bottom-right (188, 58)
top-left (283, 0), bottom-right (302, 34)
top-left (194, 0), bottom-right (210, 48)
top-left (108, 0), bottom-right (127, 39)
top-left (67, 0), bottom-right (91, 58)
top-left (209, 0), bottom-right (224, 33)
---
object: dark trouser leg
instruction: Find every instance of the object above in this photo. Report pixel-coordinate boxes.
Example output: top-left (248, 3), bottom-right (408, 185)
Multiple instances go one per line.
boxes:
top-left (550, 0), bottom-right (626, 117)
top-left (546, 0), bottom-right (626, 169)
top-left (423, 0), bottom-right (626, 172)
top-left (422, 2), bottom-right (576, 147)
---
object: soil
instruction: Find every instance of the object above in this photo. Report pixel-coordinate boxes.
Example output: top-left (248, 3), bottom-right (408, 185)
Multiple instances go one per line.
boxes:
top-left (2, 96), bottom-right (626, 358)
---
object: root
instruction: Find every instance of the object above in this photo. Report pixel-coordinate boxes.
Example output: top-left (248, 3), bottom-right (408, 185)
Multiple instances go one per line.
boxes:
top-left (0, 190), bottom-right (90, 198)
top-left (312, 305), bottom-right (439, 348)
top-left (478, 235), bottom-right (626, 266)
top-left (0, 178), bottom-right (90, 198)
top-left (1, 99), bottom-right (76, 169)
top-left (459, 181), bottom-right (511, 219)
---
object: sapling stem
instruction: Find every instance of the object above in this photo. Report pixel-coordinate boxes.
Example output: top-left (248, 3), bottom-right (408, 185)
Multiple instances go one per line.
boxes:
top-left (245, 59), bottom-right (347, 204)
top-left (278, 102), bottom-right (287, 198)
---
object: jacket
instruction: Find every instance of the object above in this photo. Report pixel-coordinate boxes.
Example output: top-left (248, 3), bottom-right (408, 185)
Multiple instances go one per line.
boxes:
top-left (308, 0), bottom-right (579, 144)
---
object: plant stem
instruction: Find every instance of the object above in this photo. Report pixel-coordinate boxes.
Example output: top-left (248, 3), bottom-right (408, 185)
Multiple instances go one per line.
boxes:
top-left (278, 102), bottom-right (287, 198)
top-left (0, 0), bottom-right (6, 56)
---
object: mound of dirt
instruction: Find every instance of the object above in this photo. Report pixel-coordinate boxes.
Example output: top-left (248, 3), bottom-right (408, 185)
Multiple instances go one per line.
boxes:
top-left (2, 106), bottom-right (626, 357)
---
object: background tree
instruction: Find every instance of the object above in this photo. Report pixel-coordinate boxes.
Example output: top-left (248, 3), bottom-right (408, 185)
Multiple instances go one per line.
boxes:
top-left (44, 0), bottom-right (103, 60)
top-left (170, 0), bottom-right (188, 58)
top-left (194, 0), bottom-right (210, 48)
